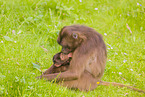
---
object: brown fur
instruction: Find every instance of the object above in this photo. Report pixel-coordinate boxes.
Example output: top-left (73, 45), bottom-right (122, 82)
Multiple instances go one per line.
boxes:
top-left (37, 25), bottom-right (145, 93)
top-left (38, 25), bottom-right (107, 91)
top-left (41, 52), bottom-right (71, 75)
top-left (41, 52), bottom-right (145, 93)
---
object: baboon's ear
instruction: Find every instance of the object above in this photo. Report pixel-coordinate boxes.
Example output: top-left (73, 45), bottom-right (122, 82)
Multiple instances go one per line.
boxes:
top-left (60, 26), bottom-right (67, 34)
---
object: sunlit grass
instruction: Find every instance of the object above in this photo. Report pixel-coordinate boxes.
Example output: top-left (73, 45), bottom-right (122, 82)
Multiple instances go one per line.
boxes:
top-left (0, 0), bottom-right (145, 96)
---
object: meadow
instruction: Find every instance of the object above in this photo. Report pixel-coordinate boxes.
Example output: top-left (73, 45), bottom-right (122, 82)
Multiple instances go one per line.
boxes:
top-left (0, 0), bottom-right (145, 96)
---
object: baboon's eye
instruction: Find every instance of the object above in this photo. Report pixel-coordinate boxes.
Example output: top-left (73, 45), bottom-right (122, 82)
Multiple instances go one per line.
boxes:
top-left (72, 33), bottom-right (78, 39)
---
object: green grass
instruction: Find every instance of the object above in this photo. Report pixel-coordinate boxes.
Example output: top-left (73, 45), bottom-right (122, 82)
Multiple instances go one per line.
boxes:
top-left (0, 0), bottom-right (145, 96)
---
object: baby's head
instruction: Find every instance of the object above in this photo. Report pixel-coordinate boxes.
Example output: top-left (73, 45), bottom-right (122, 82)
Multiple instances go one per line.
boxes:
top-left (53, 52), bottom-right (72, 67)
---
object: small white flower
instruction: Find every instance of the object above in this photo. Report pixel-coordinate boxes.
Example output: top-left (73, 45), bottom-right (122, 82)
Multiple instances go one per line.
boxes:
top-left (108, 59), bottom-right (112, 62)
top-left (32, 73), bottom-right (35, 75)
top-left (119, 72), bottom-right (122, 75)
top-left (124, 93), bottom-right (128, 96)
top-left (115, 52), bottom-right (118, 55)
top-left (1, 41), bottom-right (3, 43)
top-left (131, 62), bottom-right (133, 63)
top-left (104, 33), bottom-right (107, 36)
top-left (111, 47), bottom-right (113, 49)
top-left (130, 69), bottom-right (133, 71)
top-left (139, 74), bottom-right (141, 75)
top-left (95, 8), bottom-right (98, 10)
top-left (12, 30), bottom-right (15, 34)
top-left (124, 53), bottom-right (127, 55)
top-left (123, 59), bottom-right (127, 63)
top-left (79, 0), bottom-right (82, 2)
top-left (14, 41), bottom-right (17, 43)
top-left (108, 48), bottom-right (110, 50)
top-left (137, 3), bottom-right (139, 5)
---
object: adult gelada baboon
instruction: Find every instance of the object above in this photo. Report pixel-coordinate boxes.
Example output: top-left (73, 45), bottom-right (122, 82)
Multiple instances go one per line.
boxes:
top-left (38, 25), bottom-right (107, 91)
top-left (37, 25), bottom-right (145, 93)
